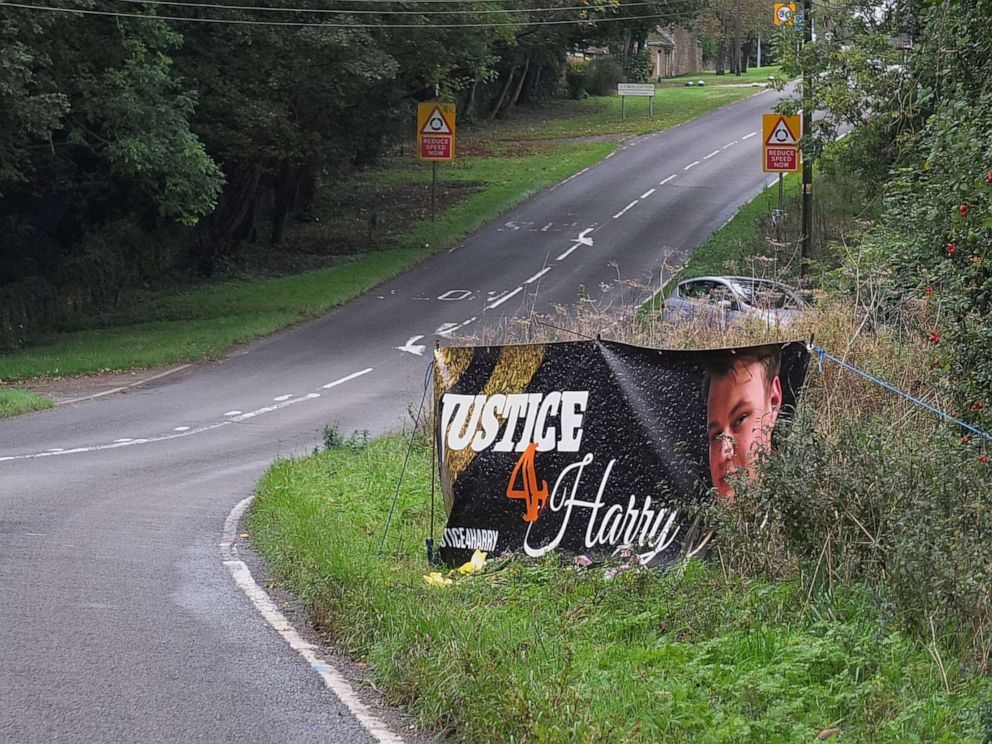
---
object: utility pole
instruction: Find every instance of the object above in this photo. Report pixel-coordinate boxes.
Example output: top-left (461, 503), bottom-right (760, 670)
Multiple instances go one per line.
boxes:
top-left (800, 0), bottom-right (813, 275)
top-left (735, 0), bottom-right (742, 76)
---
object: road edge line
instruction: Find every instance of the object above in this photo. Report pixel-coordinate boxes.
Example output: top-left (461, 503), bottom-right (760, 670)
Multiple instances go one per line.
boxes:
top-left (221, 495), bottom-right (407, 744)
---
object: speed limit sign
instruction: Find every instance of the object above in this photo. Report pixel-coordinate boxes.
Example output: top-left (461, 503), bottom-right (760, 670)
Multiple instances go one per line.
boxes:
top-left (774, 2), bottom-right (796, 25)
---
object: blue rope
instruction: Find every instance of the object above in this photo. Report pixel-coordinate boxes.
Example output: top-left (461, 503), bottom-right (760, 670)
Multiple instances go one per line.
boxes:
top-left (814, 346), bottom-right (992, 443)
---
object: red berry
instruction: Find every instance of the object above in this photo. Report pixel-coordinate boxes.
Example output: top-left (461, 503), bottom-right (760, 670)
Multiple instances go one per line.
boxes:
top-left (929, 331), bottom-right (941, 343)
top-left (925, 286), bottom-right (934, 296)
top-left (948, 243), bottom-right (957, 256)
top-left (973, 401), bottom-right (984, 410)
top-left (980, 455), bottom-right (988, 464)
top-left (960, 204), bottom-right (970, 217)
top-left (987, 171), bottom-right (992, 184)
top-left (952, 375), bottom-right (960, 382)
top-left (962, 436), bottom-right (970, 444)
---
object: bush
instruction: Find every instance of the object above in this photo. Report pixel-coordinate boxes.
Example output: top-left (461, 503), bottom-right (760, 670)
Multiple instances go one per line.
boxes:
top-left (565, 61), bottom-right (588, 100)
top-left (0, 277), bottom-right (54, 351)
top-left (583, 57), bottom-right (623, 96)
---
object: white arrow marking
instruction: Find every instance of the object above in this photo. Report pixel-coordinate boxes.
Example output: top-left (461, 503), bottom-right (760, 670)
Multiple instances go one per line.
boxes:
top-left (395, 336), bottom-right (426, 356)
top-left (576, 228), bottom-right (594, 246)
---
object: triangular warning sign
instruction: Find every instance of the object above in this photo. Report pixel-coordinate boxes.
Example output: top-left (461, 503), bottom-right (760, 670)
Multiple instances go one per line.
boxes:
top-left (421, 106), bottom-right (452, 135)
top-left (765, 117), bottom-right (798, 146)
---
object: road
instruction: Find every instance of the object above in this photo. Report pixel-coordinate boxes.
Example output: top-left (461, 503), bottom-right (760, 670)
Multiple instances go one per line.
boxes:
top-left (0, 86), bottom-right (788, 743)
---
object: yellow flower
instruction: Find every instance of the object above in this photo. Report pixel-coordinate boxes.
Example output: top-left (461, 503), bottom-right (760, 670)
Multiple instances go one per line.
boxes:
top-left (456, 550), bottom-right (488, 575)
top-left (423, 572), bottom-right (453, 588)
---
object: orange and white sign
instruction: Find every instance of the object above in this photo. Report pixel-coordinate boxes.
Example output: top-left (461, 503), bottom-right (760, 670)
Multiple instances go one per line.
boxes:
top-left (762, 113), bottom-right (801, 173)
top-left (774, 2), bottom-right (796, 25)
top-left (418, 102), bottom-right (456, 162)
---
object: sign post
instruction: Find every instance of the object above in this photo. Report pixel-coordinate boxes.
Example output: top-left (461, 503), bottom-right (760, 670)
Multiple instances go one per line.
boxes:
top-left (762, 113), bottom-right (801, 246)
top-left (617, 83), bottom-right (655, 121)
top-left (417, 102), bottom-right (457, 221)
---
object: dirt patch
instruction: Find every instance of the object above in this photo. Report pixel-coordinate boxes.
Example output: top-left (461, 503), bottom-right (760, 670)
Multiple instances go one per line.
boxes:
top-left (20, 364), bottom-right (196, 404)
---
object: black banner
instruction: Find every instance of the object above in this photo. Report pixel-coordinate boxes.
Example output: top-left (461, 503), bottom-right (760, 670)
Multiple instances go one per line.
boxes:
top-left (434, 340), bottom-right (809, 566)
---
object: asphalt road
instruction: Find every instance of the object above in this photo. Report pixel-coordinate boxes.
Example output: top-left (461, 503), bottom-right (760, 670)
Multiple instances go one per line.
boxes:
top-left (1, 86), bottom-right (789, 743)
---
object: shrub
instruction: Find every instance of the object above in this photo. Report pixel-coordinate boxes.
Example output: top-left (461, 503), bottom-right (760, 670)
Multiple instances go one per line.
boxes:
top-left (0, 277), bottom-right (54, 351)
top-left (583, 57), bottom-right (623, 96)
top-left (565, 61), bottom-right (588, 100)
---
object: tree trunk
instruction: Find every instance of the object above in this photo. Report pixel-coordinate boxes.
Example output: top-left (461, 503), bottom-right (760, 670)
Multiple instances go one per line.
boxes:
top-left (270, 162), bottom-right (295, 249)
top-left (509, 56), bottom-right (530, 108)
top-left (464, 78), bottom-right (478, 120)
top-left (490, 66), bottom-right (517, 119)
top-left (715, 39), bottom-right (726, 74)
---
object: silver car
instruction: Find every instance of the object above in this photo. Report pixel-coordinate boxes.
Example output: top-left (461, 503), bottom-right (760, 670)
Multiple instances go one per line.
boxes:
top-left (662, 276), bottom-right (809, 326)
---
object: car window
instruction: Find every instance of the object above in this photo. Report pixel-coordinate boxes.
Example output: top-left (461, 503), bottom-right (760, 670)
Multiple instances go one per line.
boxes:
top-left (680, 280), bottom-right (717, 300)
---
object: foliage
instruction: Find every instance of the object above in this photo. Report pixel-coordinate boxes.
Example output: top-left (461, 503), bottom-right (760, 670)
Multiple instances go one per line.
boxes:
top-left (0, 388), bottom-right (53, 418)
top-left (583, 56), bottom-right (624, 96)
top-left (564, 61), bottom-right (588, 99)
top-left (249, 433), bottom-right (992, 742)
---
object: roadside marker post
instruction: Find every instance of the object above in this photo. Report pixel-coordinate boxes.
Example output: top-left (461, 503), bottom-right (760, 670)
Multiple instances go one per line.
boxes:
top-left (617, 83), bottom-right (656, 121)
top-left (417, 102), bottom-right (456, 221)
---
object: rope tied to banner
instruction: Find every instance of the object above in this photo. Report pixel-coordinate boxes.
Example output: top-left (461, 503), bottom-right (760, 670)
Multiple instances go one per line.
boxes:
top-left (812, 345), bottom-right (992, 444)
top-left (379, 357), bottom-right (436, 558)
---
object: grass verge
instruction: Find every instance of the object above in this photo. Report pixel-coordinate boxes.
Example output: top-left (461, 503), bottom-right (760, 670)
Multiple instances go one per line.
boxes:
top-left (249, 433), bottom-right (991, 743)
top-left (0, 388), bottom-right (54, 418)
top-left (3, 85), bottom-right (762, 382)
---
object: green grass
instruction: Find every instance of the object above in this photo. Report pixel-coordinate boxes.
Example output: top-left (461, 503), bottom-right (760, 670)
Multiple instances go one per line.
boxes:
top-left (0, 388), bottom-right (54, 418)
top-left (658, 65), bottom-right (785, 87)
top-left (248, 433), bottom-right (992, 743)
top-left (3, 85), bottom-right (763, 381)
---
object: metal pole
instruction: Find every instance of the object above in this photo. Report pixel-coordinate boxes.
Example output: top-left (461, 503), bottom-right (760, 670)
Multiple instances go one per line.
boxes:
top-left (621, 96), bottom-right (625, 120)
top-left (757, 35), bottom-right (762, 69)
top-left (800, 0), bottom-right (813, 275)
top-left (778, 173), bottom-right (785, 244)
top-left (649, 94), bottom-right (653, 117)
top-left (431, 161), bottom-right (437, 222)
top-left (735, 0), bottom-right (742, 76)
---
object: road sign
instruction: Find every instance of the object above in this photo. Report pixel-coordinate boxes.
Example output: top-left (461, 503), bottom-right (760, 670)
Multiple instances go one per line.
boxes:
top-left (617, 83), bottom-right (655, 97)
top-left (774, 2), bottom-right (796, 25)
top-left (762, 113), bottom-right (801, 173)
top-left (418, 102), bottom-right (456, 162)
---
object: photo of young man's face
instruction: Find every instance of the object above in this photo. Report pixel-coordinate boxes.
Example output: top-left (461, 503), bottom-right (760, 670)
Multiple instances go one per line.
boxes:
top-left (706, 358), bottom-right (783, 501)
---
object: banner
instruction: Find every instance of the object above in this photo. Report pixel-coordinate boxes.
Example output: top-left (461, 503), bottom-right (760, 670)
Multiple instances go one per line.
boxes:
top-left (434, 340), bottom-right (810, 566)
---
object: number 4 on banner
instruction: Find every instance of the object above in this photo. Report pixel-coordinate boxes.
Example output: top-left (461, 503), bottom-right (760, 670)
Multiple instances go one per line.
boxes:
top-left (506, 442), bottom-right (548, 523)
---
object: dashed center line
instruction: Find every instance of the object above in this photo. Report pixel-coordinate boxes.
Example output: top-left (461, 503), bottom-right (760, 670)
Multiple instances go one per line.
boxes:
top-left (556, 245), bottom-right (578, 261)
top-left (742, 132), bottom-right (758, 140)
top-left (173, 426), bottom-right (190, 432)
top-left (659, 174), bottom-right (677, 185)
top-left (684, 161), bottom-right (700, 171)
top-left (322, 368), bottom-right (373, 390)
top-left (613, 200), bottom-right (638, 219)
top-left (702, 150), bottom-right (720, 160)
top-left (525, 267), bottom-right (552, 284)
top-left (640, 188), bottom-right (656, 199)
top-left (722, 141), bottom-right (739, 149)
top-left (224, 410), bottom-right (242, 417)
top-left (487, 286), bottom-right (522, 309)
top-left (272, 394), bottom-right (293, 402)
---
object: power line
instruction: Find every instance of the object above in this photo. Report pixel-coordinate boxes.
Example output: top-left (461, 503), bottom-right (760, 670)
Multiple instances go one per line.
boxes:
top-left (104, 0), bottom-right (670, 15)
top-left (0, 2), bottom-right (677, 26)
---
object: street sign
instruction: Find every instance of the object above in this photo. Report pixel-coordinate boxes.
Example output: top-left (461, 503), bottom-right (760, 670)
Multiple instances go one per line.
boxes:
top-left (762, 113), bottom-right (801, 173)
top-left (418, 102), bottom-right (456, 162)
top-left (617, 83), bottom-right (655, 97)
top-left (774, 2), bottom-right (796, 25)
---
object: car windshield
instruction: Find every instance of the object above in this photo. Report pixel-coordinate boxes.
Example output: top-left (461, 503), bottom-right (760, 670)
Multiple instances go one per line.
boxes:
top-left (730, 279), bottom-right (803, 310)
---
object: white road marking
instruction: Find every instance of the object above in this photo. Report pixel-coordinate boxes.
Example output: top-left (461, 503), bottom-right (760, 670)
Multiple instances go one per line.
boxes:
top-left (613, 200), bottom-right (638, 219)
top-left (556, 245), bottom-right (578, 261)
top-left (684, 161), bottom-right (700, 171)
top-left (58, 364), bottom-right (191, 405)
top-left (437, 289), bottom-right (472, 301)
top-left (605, 152), bottom-right (615, 159)
top-left (435, 322), bottom-right (460, 337)
top-left (540, 222), bottom-right (553, 232)
top-left (2, 371), bottom-right (371, 463)
top-left (487, 286), bottom-right (522, 309)
top-left (742, 131), bottom-right (758, 140)
top-left (640, 188), bottom-right (656, 199)
top-left (574, 228), bottom-right (594, 246)
top-left (702, 150), bottom-right (720, 160)
top-left (113, 438), bottom-right (133, 444)
top-left (221, 496), bottom-right (405, 744)
top-left (395, 336), bottom-right (426, 356)
top-left (322, 368), bottom-right (373, 389)
top-left (273, 394), bottom-right (292, 402)
top-left (525, 267), bottom-right (551, 284)
top-left (659, 175), bottom-right (677, 185)
top-left (722, 141), bottom-right (739, 149)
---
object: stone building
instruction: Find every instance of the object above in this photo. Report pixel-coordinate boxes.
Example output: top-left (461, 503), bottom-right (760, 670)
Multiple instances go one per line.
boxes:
top-left (647, 27), bottom-right (703, 79)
